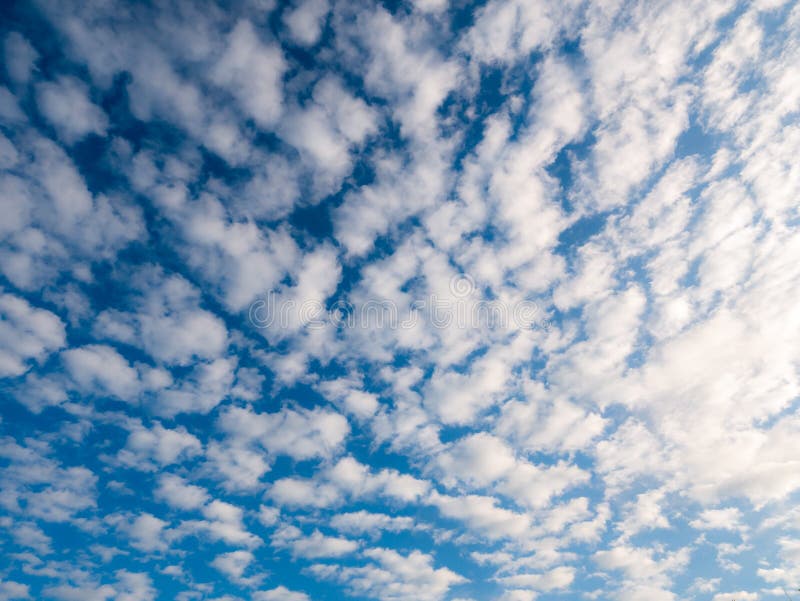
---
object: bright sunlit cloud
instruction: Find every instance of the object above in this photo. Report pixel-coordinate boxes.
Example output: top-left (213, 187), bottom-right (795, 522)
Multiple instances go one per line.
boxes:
top-left (1, 0), bottom-right (800, 600)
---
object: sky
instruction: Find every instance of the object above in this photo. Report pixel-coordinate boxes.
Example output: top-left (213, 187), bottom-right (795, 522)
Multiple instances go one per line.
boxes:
top-left (0, 0), bottom-right (799, 600)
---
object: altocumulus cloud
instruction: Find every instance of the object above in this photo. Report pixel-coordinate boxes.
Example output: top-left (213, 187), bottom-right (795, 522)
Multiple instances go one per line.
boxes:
top-left (1, 0), bottom-right (799, 600)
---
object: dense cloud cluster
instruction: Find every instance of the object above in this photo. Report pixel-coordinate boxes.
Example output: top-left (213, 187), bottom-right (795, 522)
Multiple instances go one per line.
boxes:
top-left (1, 0), bottom-right (800, 600)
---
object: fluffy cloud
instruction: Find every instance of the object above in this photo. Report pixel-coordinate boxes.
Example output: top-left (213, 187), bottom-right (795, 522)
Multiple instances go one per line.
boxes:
top-left (283, 0), bottom-right (330, 46)
top-left (0, 134), bottom-right (144, 290)
top-left (35, 76), bottom-right (108, 144)
top-left (154, 474), bottom-right (210, 510)
top-left (216, 404), bottom-right (349, 461)
top-left (0, 581), bottom-right (30, 601)
top-left (62, 345), bottom-right (144, 401)
top-left (269, 456), bottom-right (429, 508)
top-left (211, 549), bottom-right (259, 585)
top-left (93, 271), bottom-right (228, 366)
top-left (117, 423), bottom-right (202, 470)
top-left (0, 294), bottom-right (65, 377)
top-left (329, 511), bottom-right (416, 536)
top-left (211, 20), bottom-right (285, 127)
top-left (271, 525), bottom-right (359, 559)
top-left (711, 593), bottom-right (757, 601)
top-left (496, 566), bottom-right (576, 593)
top-left (0, 437), bottom-right (97, 522)
top-left (4, 32), bottom-right (38, 85)
top-left (3, 1), bottom-right (800, 600)
top-left (309, 547), bottom-right (465, 601)
top-left (689, 507), bottom-right (744, 531)
top-left (254, 586), bottom-right (311, 601)
top-left (428, 491), bottom-right (532, 541)
top-left (120, 513), bottom-right (170, 553)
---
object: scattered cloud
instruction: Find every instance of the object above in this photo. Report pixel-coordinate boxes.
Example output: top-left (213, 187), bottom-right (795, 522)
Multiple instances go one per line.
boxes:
top-left (2, 0), bottom-right (799, 600)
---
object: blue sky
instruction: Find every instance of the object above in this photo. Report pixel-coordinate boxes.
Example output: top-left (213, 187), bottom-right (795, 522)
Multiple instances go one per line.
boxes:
top-left (1, 0), bottom-right (800, 600)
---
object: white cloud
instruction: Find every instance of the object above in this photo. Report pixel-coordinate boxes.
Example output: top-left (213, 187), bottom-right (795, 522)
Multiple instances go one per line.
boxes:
top-left (499, 462), bottom-right (591, 511)
top-left (0, 132), bottom-right (18, 169)
top-left (0, 135), bottom-right (143, 290)
top-left (497, 394), bottom-right (607, 454)
top-left (157, 357), bottom-right (236, 416)
top-left (434, 433), bottom-right (516, 488)
top-left (0, 86), bottom-right (25, 123)
top-left (155, 474), bottom-right (209, 510)
top-left (258, 505), bottom-right (280, 527)
top-left (464, 0), bottom-right (573, 64)
top-left (4, 32), bottom-right (38, 85)
top-left (120, 513), bottom-right (170, 553)
top-left (211, 20), bottom-right (285, 127)
top-left (0, 581), bottom-right (30, 601)
top-left (423, 337), bottom-right (531, 424)
top-left (117, 423), bottom-right (202, 471)
top-left (594, 544), bottom-right (691, 592)
top-left (6, 2), bottom-right (800, 601)
top-left (114, 571), bottom-right (156, 601)
top-left (711, 593), bottom-right (757, 601)
top-left (309, 547), bottom-right (465, 601)
top-left (689, 507), bottom-right (744, 531)
top-left (205, 441), bottom-right (271, 492)
top-left (330, 511), bottom-right (415, 536)
top-left (35, 76), bottom-right (108, 143)
top-left (758, 536), bottom-right (800, 588)
top-left (177, 201), bottom-right (301, 311)
top-left (497, 591), bottom-right (536, 601)
top-left (329, 457), bottom-right (430, 502)
top-left (167, 498), bottom-right (261, 551)
top-left (254, 586), bottom-right (310, 601)
top-left (41, 584), bottom-right (115, 601)
top-left (94, 271), bottom-right (228, 366)
top-left (0, 293), bottom-right (65, 377)
top-left (428, 491), bottom-right (531, 541)
top-left (212, 550), bottom-right (257, 584)
top-left (0, 437), bottom-right (97, 522)
top-left (496, 566), bottom-right (576, 592)
top-left (217, 404), bottom-right (349, 461)
top-left (279, 79), bottom-right (377, 197)
top-left (255, 243), bottom-right (342, 342)
top-left (272, 525), bottom-right (359, 559)
top-left (269, 476), bottom-right (340, 508)
top-left (619, 489), bottom-right (670, 539)
top-left (183, 500), bottom-right (262, 549)
top-left (283, 0), bottom-right (330, 46)
top-left (7, 520), bottom-right (52, 554)
top-left (62, 345), bottom-right (143, 401)
top-left (237, 152), bottom-right (301, 220)
top-left (269, 456), bottom-right (429, 509)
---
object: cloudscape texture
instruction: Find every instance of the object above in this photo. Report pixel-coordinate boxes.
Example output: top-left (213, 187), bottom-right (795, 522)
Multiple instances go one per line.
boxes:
top-left (1, 0), bottom-right (799, 600)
